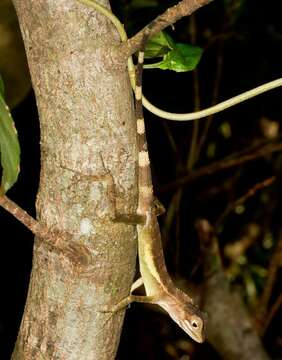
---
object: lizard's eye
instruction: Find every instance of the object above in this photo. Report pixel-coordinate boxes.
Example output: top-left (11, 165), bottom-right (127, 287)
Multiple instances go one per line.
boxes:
top-left (188, 316), bottom-right (202, 329)
top-left (183, 317), bottom-right (205, 342)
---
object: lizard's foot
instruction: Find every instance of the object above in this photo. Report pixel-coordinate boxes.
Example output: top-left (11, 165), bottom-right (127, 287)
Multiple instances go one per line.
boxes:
top-left (113, 213), bottom-right (145, 225)
top-left (100, 295), bottom-right (135, 313)
top-left (153, 197), bottom-right (166, 216)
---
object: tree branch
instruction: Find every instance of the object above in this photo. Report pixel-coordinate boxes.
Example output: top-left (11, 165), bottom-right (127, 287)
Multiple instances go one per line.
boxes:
top-left (215, 176), bottom-right (275, 229)
top-left (122, 0), bottom-right (213, 58)
top-left (196, 219), bottom-right (269, 360)
top-left (0, 195), bottom-right (91, 265)
top-left (160, 142), bottom-right (282, 193)
top-left (0, 195), bottom-right (44, 235)
top-left (263, 293), bottom-right (282, 336)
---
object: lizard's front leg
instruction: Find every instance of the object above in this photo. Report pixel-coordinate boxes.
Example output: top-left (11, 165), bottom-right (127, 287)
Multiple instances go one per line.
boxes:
top-left (130, 277), bottom-right (144, 293)
top-left (101, 294), bottom-right (160, 313)
top-left (95, 154), bottom-right (146, 225)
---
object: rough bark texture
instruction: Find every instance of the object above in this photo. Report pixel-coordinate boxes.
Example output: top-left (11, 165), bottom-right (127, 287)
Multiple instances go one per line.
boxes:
top-left (11, 0), bottom-right (137, 358)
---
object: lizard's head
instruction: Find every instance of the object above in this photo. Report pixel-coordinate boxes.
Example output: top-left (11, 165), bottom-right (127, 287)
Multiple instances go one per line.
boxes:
top-left (161, 299), bottom-right (207, 343)
top-left (176, 309), bottom-right (206, 343)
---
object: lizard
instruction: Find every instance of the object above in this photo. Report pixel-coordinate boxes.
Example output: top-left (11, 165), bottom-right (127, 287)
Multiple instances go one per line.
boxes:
top-left (76, 0), bottom-right (278, 342)
top-left (104, 42), bottom-right (206, 343)
top-left (77, 0), bottom-right (282, 121)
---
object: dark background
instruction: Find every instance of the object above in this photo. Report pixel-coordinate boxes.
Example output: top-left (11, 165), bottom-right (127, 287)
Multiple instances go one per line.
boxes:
top-left (0, 0), bottom-right (281, 358)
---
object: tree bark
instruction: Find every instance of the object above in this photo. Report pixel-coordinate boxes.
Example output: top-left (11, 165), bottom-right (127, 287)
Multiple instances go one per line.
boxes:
top-left (11, 0), bottom-right (137, 358)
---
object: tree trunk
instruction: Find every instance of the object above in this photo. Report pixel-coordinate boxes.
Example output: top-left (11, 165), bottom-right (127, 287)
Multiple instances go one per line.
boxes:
top-left (11, 0), bottom-right (137, 358)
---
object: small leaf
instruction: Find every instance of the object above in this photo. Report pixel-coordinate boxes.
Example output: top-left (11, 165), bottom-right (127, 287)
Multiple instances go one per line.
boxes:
top-left (0, 92), bottom-right (20, 194)
top-left (219, 122), bottom-right (232, 138)
top-left (250, 265), bottom-right (267, 278)
top-left (243, 270), bottom-right (257, 304)
top-left (262, 232), bottom-right (273, 249)
top-left (144, 31), bottom-right (175, 59)
top-left (207, 142), bottom-right (216, 158)
top-left (234, 204), bottom-right (245, 214)
top-left (0, 74), bottom-right (4, 96)
top-left (145, 43), bottom-right (203, 72)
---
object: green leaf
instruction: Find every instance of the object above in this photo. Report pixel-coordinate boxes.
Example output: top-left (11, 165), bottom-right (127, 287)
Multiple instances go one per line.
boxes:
top-left (144, 31), bottom-right (175, 59)
top-left (219, 122), bottom-right (232, 138)
top-left (144, 43), bottom-right (203, 72)
top-left (0, 93), bottom-right (20, 194)
top-left (0, 74), bottom-right (4, 96)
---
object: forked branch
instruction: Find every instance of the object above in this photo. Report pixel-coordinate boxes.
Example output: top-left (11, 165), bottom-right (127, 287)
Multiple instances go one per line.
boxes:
top-left (122, 0), bottom-right (213, 58)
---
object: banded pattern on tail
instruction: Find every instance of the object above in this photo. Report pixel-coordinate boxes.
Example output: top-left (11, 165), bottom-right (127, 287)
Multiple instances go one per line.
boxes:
top-left (135, 49), bottom-right (153, 215)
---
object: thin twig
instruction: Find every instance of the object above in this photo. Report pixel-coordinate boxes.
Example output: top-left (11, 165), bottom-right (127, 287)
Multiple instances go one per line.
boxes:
top-left (196, 3), bottom-right (231, 158)
top-left (122, 0), bottom-right (213, 58)
top-left (197, 41), bottom-right (224, 158)
top-left (223, 224), bottom-right (261, 267)
top-left (162, 122), bottom-right (178, 155)
top-left (215, 176), bottom-right (275, 229)
top-left (262, 293), bottom-right (282, 335)
top-left (255, 233), bottom-right (282, 334)
top-left (187, 14), bottom-right (201, 170)
top-left (195, 218), bottom-right (222, 276)
top-left (160, 142), bottom-right (282, 193)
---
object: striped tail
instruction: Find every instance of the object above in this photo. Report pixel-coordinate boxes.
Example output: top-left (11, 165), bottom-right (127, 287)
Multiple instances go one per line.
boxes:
top-left (135, 48), bottom-right (153, 216)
